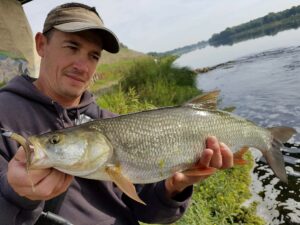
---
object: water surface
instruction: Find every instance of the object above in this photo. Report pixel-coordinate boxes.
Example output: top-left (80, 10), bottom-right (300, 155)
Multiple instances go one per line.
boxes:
top-left (176, 29), bottom-right (300, 224)
top-left (176, 28), bottom-right (300, 69)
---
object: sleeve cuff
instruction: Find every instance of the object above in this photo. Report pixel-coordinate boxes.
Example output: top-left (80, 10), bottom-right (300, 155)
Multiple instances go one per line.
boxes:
top-left (155, 181), bottom-right (193, 208)
top-left (0, 174), bottom-right (42, 210)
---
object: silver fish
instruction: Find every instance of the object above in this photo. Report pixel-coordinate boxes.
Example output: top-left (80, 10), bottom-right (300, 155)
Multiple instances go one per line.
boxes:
top-left (3, 91), bottom-right (297, 204)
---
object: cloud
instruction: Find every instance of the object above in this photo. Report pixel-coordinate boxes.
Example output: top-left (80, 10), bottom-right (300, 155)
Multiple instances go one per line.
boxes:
top-left (23, 0), bottom-right (300, 53)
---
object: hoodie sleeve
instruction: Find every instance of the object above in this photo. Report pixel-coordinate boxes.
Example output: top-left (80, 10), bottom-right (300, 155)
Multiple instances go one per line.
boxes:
top-left (123, 181), bottom-right (192, 224)
top-left (0, 135), bottom-right (44, 225)
top-left (0, 170), bottom-right (44, 225)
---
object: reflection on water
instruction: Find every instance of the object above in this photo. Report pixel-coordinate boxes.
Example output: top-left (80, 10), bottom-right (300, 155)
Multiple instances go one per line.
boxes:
top-left (196, 46), bottom-right (300, 224)
top-left (175, 28), bottom-right (300, 69)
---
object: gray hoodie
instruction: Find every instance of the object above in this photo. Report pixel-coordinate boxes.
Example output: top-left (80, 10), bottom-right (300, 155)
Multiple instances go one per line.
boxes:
top-left (0, 75), bottom-right (192, 225)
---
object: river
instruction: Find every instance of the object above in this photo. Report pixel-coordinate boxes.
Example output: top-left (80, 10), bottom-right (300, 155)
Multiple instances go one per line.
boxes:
top-left (175, 29), bottom-right (300, 225)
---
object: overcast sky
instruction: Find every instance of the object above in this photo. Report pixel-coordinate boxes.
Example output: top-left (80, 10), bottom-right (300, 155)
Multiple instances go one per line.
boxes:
top-left (23, 0), bottom-right (300, 53)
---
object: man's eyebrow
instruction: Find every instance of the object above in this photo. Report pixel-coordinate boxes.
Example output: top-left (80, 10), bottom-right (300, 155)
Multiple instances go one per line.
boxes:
top-left (63, 40), bottom-right (80, 46)
top-left (62, 39), bottom-right (101, 57)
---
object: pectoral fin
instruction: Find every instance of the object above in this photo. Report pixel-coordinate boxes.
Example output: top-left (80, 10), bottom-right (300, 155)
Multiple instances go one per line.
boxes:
top-left (233, 147), bottom-right (249, 165)
top-left (105, 165), bottom-right (146, 205)
top-left (183, 167), bottom-right (217, 176)
top-left (183, 90), bottom-right (220, 109)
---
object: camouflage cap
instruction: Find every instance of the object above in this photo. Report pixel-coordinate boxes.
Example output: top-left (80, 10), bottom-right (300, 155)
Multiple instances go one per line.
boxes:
top-left (43, 3), bottom-right (120, 53)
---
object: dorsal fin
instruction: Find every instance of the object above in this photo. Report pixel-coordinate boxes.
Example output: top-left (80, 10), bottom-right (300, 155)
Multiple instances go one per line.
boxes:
top-left (183, 90), bottom-right (220, 109)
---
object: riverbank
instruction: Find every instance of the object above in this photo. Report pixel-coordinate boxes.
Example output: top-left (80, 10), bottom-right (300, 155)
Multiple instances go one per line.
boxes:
top-left (91, 55), bottom-right (265, 225)
top-left (194, 60), bottom-right (236, 74)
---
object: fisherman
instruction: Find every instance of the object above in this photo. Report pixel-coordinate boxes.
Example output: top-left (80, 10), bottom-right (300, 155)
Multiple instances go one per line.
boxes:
top-left (0, 2), bottom-right (234, 225)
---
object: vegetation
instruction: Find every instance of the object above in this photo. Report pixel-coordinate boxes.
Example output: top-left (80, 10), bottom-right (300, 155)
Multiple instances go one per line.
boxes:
top-left (96, 87), bottom-right (155, 114)
top-left (93, 56), bottom-right (265, 225)
top-left (171, 153), bottom-right (265, 225)
top-left (148, 41), bottom-right (208, 57)
top-left (100, 43), bottom-right (148, 65)
top-left (209, 5), bottom-right (300, 46)
top-left (119, 55), bottom-right (201, 107)
top-left (90, 60), bottom-right (134, 94)
top-left (0, 50), bottom-right (25, 60)
top-left (89, 47), bottom-right (150, 94)
top-left (151, 5), bottom-right (300, 57)
top-left (94, 55), bottom-right (201, 111)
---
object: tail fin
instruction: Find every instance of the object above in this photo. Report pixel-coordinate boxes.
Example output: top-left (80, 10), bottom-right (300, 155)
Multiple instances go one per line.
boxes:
top-left (264, 127), bottom-right (297, 183)
top-left (267, 127), bottom-right (297, 143)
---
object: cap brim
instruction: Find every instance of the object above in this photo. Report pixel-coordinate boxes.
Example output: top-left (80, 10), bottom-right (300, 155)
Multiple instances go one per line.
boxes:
top-left (54, 22), bottom-right (120, 53)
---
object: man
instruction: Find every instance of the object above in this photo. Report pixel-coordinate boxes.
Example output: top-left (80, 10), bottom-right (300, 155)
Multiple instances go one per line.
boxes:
top-left (0, 3), bottom-right (233, 225)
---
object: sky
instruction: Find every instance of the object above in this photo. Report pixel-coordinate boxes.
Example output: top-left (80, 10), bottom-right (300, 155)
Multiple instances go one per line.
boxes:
top-left (23, 0), bottom-right (300, 53)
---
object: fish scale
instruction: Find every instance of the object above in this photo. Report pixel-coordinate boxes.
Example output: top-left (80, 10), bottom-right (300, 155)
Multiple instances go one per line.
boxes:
top-left (92, 106), bottom-right (271, 183)
top-left (4, 91), bottom-right (296, 204)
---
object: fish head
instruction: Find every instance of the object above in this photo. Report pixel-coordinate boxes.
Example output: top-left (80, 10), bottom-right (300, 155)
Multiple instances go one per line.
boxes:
top-left (28, 130), bottom-right (87, 169)
top-left (27, 127), bottom-right (113, 174)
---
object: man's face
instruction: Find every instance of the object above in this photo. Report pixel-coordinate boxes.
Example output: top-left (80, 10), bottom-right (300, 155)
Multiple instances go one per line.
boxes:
top-left (36, 29), bottom-right (102, 106)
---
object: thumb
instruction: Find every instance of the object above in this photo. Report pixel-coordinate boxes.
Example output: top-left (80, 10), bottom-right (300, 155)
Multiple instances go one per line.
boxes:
top-left (14, 146), bottom-right (27, 164)
top-left (165, 172), bottom-right (191, 197)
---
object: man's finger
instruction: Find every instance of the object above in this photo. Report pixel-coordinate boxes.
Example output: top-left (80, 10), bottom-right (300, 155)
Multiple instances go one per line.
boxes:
top-left (206, 136), bottom-right (222, 168)
top-left (199, 148), bottom-right (213, 168)
top-left (220, 142), bottom-right (233, 169)
top-left (13, 147), bottom-right (27, 163)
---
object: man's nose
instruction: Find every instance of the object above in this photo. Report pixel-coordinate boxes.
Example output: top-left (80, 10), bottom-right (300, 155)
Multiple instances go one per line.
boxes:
top-left (73, 57), bottom-right (89, 73)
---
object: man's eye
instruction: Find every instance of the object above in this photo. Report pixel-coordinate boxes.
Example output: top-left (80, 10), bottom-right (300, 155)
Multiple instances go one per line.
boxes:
top-left (68, 46), bottom-right (78, 51)
top-left (92, 55), bottom-right (100, 61)
top-left (63, 44), bottom-right (78, 51)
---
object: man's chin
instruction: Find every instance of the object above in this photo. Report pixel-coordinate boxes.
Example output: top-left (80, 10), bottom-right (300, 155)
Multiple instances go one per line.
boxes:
top-left (62, 88), bottom-right (84, 100)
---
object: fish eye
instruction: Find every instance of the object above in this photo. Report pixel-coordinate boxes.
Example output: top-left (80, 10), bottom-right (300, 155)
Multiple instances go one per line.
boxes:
top-left (49, 135), bottom-right (60, 145)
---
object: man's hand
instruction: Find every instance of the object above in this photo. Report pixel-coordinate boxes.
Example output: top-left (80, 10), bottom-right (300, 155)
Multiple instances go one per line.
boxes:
top-left (7, 147), bottom-right (73, 201)
top-left (165, 136), bottom-right (233, 198)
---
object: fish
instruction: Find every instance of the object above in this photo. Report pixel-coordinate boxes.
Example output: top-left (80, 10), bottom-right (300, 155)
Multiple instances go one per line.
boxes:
top-left (2, 91), bottom-right (297, 204)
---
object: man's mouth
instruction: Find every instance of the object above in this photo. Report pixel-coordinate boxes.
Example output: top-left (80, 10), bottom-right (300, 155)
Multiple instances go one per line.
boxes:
top-left (66, 74), bottom-right (85, 83)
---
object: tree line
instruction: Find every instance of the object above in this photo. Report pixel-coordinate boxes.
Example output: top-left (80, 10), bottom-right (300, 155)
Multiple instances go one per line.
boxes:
top-left (148, 41), bottom-right (207, 57)
top-left (209, 5), bottom-right (300, 46)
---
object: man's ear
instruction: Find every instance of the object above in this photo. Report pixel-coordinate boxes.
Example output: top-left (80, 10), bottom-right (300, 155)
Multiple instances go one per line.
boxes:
top-left (35, 32), bottom-right (47, 57)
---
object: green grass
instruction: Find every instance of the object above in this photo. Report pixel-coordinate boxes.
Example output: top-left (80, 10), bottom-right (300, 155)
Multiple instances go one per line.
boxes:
top-left (140, 154), bottom-right (264, 225)
top-left (96, 86), bottom-right (155, 114)
top-left (93, 55), bottom-right (201, 107)
top-left (171, 153), bottom-right (264, 225)
top-left (89, 45), bottom-right (150, 93)
top-left (120, 56), bottom-right (201, 107)
top-left (89, 61), bottom-right (130, 93)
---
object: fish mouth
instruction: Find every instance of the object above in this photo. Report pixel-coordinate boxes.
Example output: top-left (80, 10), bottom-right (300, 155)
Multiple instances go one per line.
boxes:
top-left (1, 130), bottom-right (35, 171)
top-left (27, 137), bottom-right (49, 169)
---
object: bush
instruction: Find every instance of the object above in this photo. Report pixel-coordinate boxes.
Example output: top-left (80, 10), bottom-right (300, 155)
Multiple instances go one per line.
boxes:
top-left (96, 86), bottom-right (155, 114)
top-left (120, 56), bottom-right (201, 107)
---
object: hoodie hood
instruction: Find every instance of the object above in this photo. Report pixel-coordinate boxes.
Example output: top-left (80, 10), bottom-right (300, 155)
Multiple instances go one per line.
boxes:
top-left (0, 75), bottom-right (100, 127)
top-left (0, 75), bottom-right (53, 107)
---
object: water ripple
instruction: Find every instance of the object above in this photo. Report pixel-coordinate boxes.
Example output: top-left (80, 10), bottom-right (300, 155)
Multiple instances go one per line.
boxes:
top-left (197, 46), bottom-right (300, 224)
